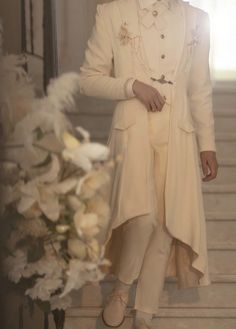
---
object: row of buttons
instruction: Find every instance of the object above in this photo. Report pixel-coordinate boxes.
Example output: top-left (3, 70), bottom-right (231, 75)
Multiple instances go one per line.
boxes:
top-left (152, 2), bottom-right (168, 92)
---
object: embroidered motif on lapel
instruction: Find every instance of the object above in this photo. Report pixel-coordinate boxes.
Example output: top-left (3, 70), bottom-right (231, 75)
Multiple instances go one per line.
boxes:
top-left (117, 21), bottom-right (141, 49)
top-left (187, 24), bottom-right (200, 47)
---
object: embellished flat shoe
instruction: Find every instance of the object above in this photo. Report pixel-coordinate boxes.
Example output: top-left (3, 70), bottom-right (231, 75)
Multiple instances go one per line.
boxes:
top-left (101, 288), bottom-right (129, 327)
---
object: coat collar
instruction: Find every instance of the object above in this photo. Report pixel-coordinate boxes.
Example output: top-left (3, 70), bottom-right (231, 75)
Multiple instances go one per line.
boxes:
top-left (138, 0), bottom-right (173, 10)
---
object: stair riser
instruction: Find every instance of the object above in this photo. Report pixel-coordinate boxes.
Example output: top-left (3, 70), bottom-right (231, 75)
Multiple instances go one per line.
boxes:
top-left (207, 221), bottom-right (236, 246)
top-left (210, 166), bottom-right (236, 184)
top-left (203, 192), bottom-right (236, 212)
top-left (215, 141), bottom-right (236, 158)
top-left (215, 116), bottom-right (236, 133)
top-left (70, 279), bottom-right (236, 308)
top-left (65, 317), bottom-right (236, 329)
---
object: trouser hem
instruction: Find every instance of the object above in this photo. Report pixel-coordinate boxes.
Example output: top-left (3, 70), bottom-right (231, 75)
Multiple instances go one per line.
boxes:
top-left (133, 304), bottom-right (157, 316)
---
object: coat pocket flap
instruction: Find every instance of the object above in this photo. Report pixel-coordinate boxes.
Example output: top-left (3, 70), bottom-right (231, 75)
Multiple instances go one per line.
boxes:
top-left (178, 120), bottom-right (195, 133)
top-left (114, 116), bottom-right (136, 130)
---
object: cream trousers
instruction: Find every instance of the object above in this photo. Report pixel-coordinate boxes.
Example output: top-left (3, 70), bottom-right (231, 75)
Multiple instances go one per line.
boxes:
top-left (114, 103), bottom-right (174, 315)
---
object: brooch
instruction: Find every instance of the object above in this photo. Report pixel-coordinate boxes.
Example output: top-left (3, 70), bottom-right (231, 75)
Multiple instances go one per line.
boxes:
top-left (117, 22), bottom-right (140, 48)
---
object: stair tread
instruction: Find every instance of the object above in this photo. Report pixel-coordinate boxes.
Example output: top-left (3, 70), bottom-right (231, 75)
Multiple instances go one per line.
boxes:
top-left (206, 211), bottom-right (236, 220)
top-left (66, 306), bottom-right (236, 318)
top-left (203, 184), bottom-right (236, 193)
top-left (207, 241), bottom-right (236, 250)
top-left (217, 158), bottom-right (236, 166)
top-left (100, 273), bottom-right (236, 284)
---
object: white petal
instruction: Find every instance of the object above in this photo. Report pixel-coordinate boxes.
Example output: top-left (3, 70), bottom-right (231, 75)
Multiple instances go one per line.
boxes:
top-left (78, 143), bottom-right (109, 161)
top-left (54, 178), bottom-right (78, 194)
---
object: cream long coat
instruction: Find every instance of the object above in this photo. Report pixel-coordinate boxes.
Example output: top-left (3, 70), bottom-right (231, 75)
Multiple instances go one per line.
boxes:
top-left (78, 0), bottom-right (217, 289)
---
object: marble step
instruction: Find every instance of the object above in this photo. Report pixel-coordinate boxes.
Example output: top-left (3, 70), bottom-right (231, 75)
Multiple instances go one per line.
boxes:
top-left (206, 211), bottom-right (236, 221)
top-left (65, 308), bottom-right (236, 329)
top-left (206, 220), bottom-right (236, 247)
top-left (215, 133), bottom-right (236, 158)
top-left (202, 184), bottom-right (236, 213)
top-left (67, 274), bottom-right (236, 309)
top-left (208, 158), bottom-right (236, 184)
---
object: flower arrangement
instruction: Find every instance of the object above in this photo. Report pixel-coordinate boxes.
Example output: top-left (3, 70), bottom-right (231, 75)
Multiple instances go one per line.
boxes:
top-left (0, 53), bottom-right (114, 319)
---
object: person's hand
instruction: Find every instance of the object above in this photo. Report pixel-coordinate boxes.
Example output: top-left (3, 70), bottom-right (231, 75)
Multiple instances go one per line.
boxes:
top-left (200, 151), bottom-right (218, 182)
top-left (132, 80), bottom-right (166, 112)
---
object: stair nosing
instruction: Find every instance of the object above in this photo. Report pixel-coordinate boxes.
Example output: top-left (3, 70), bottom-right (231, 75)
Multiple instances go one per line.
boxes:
top-left (65, 306), bottom-right (236, 318)
top-left (203, 184), bottom-right (236, 193)
top-left (206, 211), bottom-right (236, 220)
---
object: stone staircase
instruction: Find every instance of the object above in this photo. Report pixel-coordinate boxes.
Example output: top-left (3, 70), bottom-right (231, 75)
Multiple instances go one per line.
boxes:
top-left (64, 96), bottom-right (236, 329)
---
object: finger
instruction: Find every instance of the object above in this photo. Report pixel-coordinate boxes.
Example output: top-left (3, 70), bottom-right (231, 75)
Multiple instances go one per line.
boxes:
top-left (147, 101), bottom-right (155, 112)
top-left (202, 161), bottom-right (217, 181)
top-left (155, 91), bottom-right (166, 105)
top-left (152, 99), bottom-right (161, 111)
top-left (202, 173), bottom-right (213, 182)
top-left (201, 159), bottom-right (209, 177)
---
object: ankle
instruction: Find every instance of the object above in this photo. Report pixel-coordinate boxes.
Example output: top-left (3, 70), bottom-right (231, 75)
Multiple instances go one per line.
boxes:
top-left (135, 310), bottom-right (153, 326)
top-left (114, 278), bottom-right (132, 292)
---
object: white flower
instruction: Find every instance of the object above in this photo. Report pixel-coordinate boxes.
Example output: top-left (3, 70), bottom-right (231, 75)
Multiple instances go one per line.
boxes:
top-left (67, 195), bottom-right (85, 212)
top-left (86, 195), bottom-right (110, 228)
top-left (46, 72), bottom-right (81, 113)
top-left (62, 131), bottom-right (109, 172)
top-left (16, 155), bottom-right (68, 222)
top-left (73, 212), bottom-right (99, 237)
top-left (3, 250), bottom-right (27, 283)
top-left (76, 169), bottom-right (110, 199)
top-left (68, 238), bottom-right (87, 259)
top-left (87, 239), bottom-right (101, 262)
top-left (22, 255), bottom-right (65, 279)
top-left (56, 224), bottom-right (70, 234)
top-left (75, 126), bottom-right (90, 143)
top-left (26, 276), bottom-right (63, 301)
top-left (60, 259), bottom-right (106, 298)
top-left (62, 131), bottom-right (80, 149)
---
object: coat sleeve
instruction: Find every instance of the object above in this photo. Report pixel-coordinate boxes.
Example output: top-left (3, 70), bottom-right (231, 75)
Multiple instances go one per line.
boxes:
top-left (78, 3), bottom-right (136, 100)
top-left (188, 11), bottom-right (217, 152)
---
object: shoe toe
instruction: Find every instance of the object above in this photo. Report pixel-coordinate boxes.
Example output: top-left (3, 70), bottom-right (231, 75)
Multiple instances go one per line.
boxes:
top-left (102, 302), bottom-right (125, 327)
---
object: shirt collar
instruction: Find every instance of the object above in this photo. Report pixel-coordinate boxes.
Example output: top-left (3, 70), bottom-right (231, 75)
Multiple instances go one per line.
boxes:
top-left (138, 0), bottom-right (173, 10)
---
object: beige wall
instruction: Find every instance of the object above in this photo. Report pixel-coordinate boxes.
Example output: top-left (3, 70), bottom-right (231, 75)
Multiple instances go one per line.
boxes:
top-left (0, 0), bottom-right (21, 53)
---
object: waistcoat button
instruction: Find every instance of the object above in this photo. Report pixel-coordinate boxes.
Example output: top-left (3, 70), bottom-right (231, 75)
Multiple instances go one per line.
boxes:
top-left (152, 10), bottom-right (158, 16)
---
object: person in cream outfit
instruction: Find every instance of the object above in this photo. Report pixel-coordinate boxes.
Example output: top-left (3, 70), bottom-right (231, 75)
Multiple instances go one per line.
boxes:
top-left (78, 0), bottom-right (218, 327)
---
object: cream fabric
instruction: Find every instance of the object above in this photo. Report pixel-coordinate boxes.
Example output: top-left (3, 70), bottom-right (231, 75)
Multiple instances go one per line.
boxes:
top-left (113, 103), bottom-right (173, 314)
top-left (78, 0), bottom-right (216, 289)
